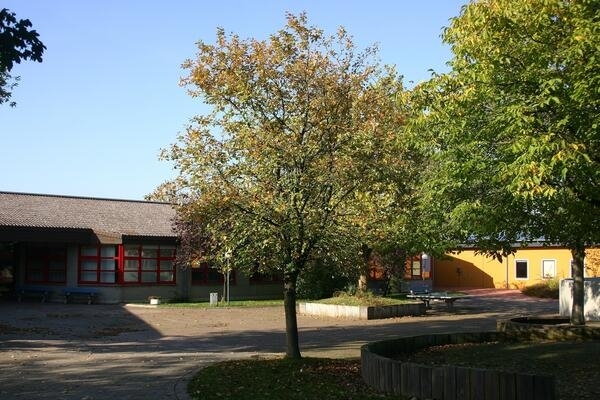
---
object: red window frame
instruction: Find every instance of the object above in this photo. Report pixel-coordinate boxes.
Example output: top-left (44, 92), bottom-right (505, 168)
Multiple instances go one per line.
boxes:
top-left (78, 245), bottom-right (119, 284)
top-left (77, 244), bottom-right (176, 285)
top-left (122, 244), bottom-right (176, 284)
top-left (191, 262), bottom-right (236, 285)
top-left (25, 245), bottom-right (67, 284)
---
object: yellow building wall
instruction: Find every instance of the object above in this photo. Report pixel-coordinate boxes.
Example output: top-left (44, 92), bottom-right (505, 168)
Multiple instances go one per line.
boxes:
top-left (434, 247), bottom-right (576, 289)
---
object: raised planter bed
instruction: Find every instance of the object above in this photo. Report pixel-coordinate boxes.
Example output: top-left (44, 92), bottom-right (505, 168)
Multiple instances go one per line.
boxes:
top-left (361, 331), bottom-right (556, 400)
top-left (298, 301), bottom-right (425, 320)
top-left (497, 315), bottom-right (600, 341)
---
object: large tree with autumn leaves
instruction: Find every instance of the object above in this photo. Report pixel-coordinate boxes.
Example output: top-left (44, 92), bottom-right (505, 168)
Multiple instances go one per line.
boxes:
top-left (153, 13), bottom-right (415, 358)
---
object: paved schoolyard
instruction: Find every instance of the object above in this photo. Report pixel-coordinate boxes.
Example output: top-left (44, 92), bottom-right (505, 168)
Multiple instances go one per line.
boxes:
top-left (0, 289), bottom-right (558, 400)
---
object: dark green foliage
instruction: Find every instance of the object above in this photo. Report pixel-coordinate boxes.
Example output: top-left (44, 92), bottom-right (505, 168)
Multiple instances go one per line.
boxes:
top-left (296, 258), bottom-right (356, 300)
top-left (412, 0), bottom-right (600, 324)
top-left (0, 8), bottom-right (46, 106)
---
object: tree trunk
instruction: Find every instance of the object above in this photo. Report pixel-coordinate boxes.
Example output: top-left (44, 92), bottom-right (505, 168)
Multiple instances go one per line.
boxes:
top-left (358, 244), bottom-right (372, 292)
top-left (283, 273), bottom-right (301, 359)
top-left (570, 246), bottom-right (586, 325)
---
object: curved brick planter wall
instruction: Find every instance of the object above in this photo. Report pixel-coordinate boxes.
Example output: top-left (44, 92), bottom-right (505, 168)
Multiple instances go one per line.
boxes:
top-left (361, 332), bottom-right (556, 400)
top-left (298, 302), bottom-right (425, 320)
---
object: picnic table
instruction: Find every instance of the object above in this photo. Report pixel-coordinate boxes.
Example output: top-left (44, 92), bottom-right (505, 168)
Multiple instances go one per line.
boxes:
top-left (406, 291), bottom-right (469, 311)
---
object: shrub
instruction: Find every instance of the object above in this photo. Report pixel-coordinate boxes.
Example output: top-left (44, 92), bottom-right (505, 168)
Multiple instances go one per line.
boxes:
top-left (296, 259), bottom-right (356, 300)
top-left (521, 279), bottom-right (560, 299)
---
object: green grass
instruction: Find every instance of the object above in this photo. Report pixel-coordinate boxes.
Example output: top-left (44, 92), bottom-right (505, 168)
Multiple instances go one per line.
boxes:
top-left (161, 299), bottom-right (284, 308)
top-left (316, 292), bottom-right (411, 307)
top-left (163, 292), bottom-right (415, 308)
top-left (188, 357), bottom-right (398, 400)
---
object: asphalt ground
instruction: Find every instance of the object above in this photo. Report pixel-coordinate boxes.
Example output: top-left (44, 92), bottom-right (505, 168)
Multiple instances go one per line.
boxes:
top-left (0, 289), bottom-right (559, 400)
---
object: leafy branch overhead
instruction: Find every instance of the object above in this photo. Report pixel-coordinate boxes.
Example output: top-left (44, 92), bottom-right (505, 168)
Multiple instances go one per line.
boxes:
top-left (0, 8), bottom-right (46, 106)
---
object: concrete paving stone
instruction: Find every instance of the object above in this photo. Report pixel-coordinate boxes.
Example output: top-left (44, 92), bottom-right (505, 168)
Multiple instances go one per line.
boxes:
top-left (0, 289), bottom-right (560, 399)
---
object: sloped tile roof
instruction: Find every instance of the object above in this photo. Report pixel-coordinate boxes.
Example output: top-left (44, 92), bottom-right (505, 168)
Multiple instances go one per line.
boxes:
top-left (0, 191), bottom-right (176, 238)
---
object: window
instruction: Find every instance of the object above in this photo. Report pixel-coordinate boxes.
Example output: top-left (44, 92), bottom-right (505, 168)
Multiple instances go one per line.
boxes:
top-left (123, 245), bottom-right (176, 284)
top-left (367, 255), bottom-right (386, 281)
top-left (402, 258), bottom-right (423, 280)
top-left (541, 260), bottom-right (556, 279)
top-left (515, 260), bottom-right (528, 279)
top-left (411, 260), bottom-right (422, 278)
top-left (368, 266), bottom-right (386, 281)
top-left (191, 262), bottom-right (236, 285)
top-left (79, 245), bottom-right (118, 283)
top-left (78, 244), bottom-right (176, 284)
top-left (249, 271), bottom-right (282, 284)
top-left (26, 245), bottom-right (66, 284)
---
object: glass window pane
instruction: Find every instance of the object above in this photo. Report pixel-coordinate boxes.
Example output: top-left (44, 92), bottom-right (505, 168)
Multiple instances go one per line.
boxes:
top-left (141, 245), bottom-right (159, 258)
top-left (81, 271), bottom-right (97, 282)
top-left (412, 260), bottom-right (421, 277)
top-left (141, 271), bottom-right (156, 283)
top-left (27, 271), bottom-right (43, 282)
top-left (28, 258), bottom-right (44, 270)
top-left (101, 246), bottom-right (116, 257)
top-left (48, 260), bottom-right (65, 269)
top-left (160, 246), bottom-right (176, 258)
top-left (542, 260), bottom-right (556, 279)
top-left (191, 269), bottom-right (205, 282)
top-left (208, 269), bottom-right (223, 282)
top-left (48, 271), bottom-right (65, 282)
top-left (81, 260), bottom-right (98, 270)
top-left (516, 261), bottom-right (528, 279)
top-left (124, 245), bottom-right (139, 257)
top-left (81, 246), bottom-right (98, 257)
top-left (100, 259), bottom-right (116, 271)
top-left (160, 261), bottom-right (173, 271)
top-left (100, 271), bottom-right (116, 283)
top-left (142, 259), bottom-right (157, 271)
top-left (124, 260), bottom-right (139, 271)
top-left (160, 271), bottom-right (173, 282)
top-left (124, 271), bottom-right (138, 282)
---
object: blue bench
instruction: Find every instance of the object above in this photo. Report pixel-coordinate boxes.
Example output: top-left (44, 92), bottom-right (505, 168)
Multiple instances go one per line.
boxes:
top-left (62, 288), bottom-right (99, 304)
top-left (16, 287), bottom-right (51, 303)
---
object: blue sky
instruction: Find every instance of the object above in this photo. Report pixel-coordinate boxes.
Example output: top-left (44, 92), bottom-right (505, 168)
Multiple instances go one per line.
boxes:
top-left (2, 0), bottom-right (466, 200)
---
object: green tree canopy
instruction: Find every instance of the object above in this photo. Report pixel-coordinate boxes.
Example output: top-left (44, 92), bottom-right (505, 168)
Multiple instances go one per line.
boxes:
top-left (413, 0), bottom-right (600, 324)
top-left (153, 13), bottom-right (409, 358)
top-left (0, 8), bottom-right (45, 106)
